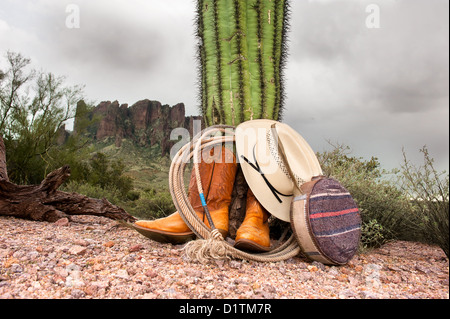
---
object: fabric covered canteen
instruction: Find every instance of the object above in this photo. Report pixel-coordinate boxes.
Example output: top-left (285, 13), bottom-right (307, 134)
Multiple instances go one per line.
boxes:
top-left (290, 177), bottom-right (361, 265)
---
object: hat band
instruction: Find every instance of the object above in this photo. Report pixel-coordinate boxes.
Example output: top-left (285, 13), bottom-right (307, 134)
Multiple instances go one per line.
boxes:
top-left (240, 145), bottom-right (292, 204)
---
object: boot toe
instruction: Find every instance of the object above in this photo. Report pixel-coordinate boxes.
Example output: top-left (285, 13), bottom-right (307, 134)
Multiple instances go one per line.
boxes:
top-left (133, 212), bottom-right (195, 244)
top-left (133, 221), bottom-right (196, 244)
top-left (234, 225), bottom-right (271, 252)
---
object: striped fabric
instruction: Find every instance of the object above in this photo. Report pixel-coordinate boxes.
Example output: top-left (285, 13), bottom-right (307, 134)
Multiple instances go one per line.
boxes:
top-left (308, 178), bottom-right (361, 264)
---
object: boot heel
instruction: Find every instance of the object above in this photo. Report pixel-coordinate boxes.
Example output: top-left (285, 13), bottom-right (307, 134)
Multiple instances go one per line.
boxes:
top-left (234, 238), bottom-right (271, 252)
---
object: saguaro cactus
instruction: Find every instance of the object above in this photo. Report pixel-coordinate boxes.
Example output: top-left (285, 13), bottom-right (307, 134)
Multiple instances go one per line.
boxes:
top-left (196, 0), bottom-right (290, 126)
top-left (195, 0), bottom-right (291, 237)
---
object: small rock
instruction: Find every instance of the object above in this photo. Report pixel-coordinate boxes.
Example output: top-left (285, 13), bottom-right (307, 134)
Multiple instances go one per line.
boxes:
top-left (44, 234), bottom-right (55, 240)
top-left (327, 266), bottom-right (340, 276)
top-left (307, 265), bottom-right (319, 272)
top-left (73, 239), bottom-right (89, 247)
top-left (54, 267), bottom-right (69, 278)
top-left (91, 280), bottom-right (110, 289)
top-left (145, 270), bottom-right (158, 278)
top-left (93, 263), bottom-right (104, 271)
top-left (415, 265), bottom-right (430, 274)
top-left (84, 285), bottom-right (98, 296)
top-left (278, 267), bottom-right (287, 275)
top-left (339, 289), bottom-right (357, 299)
top-left (12, 250), bottom-right (24, 259)
top-left (71, 289), bottom-right (86, 299)
top-left (4, 257), bottom-right (19, 268)
top-left (129, 244), bottom-right (143, 252)
top-left (361, 291), bottom-right (380, 299)
top-left (185, 269), bottom-right (203, 278)
top-left (300, 272), bottom-right (313, 281)
top-left (263, 284), bottom-right (277, 293)
top-left (27, 251), bottom-right (40, 260)
top-left (354, 265), bottom-right (364, 272)
top-left (103, 241), bottom-right (115, 248)
top-left (336, 274), bottom-right (349, 282)
top-left (54, 218), bottom-right (69, 227)
top-left (312, 261), bottom-right (326, 271)
top-left (65, 276), bottom-right (84, 288)
top-left (68, 245), bottom-right (87, 256)
top-left (31, 281), bottom-right (42, 290)
top-left (230, 260), bottom-right (242, 269)
top-left (10, 264), bottom-right (23, 273)
top-left (365, 263), bottom-right (382, 272)
top-left (115, 269), bottom-right (129, 280)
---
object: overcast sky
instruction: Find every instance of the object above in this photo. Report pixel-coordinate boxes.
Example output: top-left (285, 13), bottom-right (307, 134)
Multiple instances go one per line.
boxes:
top-left (0, 0), bottom-right (448, 173)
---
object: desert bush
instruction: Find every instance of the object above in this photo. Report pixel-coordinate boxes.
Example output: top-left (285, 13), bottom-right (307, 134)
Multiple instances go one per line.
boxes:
top-left (121, 188), bottom-right (175, 220)
top-left (60, 152), bottom-right (134, 200)
top-left (62, 181), bottom-right (175, 220)
top-left (0, 51), bottom-right (84, 184)
top-left (360, 219), bottom-right (386, 250)
top-left (62, 181), bottom-right (122, 205)
top-left (85, 152), bottom-right (133, 198)
top-left (317, 142), bottom-right (411, 249)
top-left (399, 146), bottom-right (449, 258)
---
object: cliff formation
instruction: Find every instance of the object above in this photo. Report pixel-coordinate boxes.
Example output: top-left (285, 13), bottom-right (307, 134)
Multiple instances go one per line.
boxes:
top-left (74, 99), bottom-right (203, 156)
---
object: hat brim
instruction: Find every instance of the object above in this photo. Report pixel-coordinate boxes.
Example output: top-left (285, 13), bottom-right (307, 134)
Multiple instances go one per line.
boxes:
top-left (236, 120), bottom-right (322, 222)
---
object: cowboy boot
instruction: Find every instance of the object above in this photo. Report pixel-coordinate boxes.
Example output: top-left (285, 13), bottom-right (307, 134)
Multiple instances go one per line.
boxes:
top-left (134, 146), bottom-right (237, 244)
top-left (198, 146), bottom-right (237, 236)
top-left (234, 189), bottom-right (271, 252)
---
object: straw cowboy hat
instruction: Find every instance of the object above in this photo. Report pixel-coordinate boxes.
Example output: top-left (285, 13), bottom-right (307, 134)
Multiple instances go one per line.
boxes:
top-left (235, 119), bottom-right (323, 222)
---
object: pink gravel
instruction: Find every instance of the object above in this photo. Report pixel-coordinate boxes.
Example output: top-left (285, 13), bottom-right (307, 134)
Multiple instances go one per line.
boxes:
top-left (0, 215), bottom-right (448, 299)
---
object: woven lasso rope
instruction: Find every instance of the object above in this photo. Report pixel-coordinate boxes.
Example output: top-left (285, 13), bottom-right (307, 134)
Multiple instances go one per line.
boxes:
top-left (169, 125), bottom-right (301, 263)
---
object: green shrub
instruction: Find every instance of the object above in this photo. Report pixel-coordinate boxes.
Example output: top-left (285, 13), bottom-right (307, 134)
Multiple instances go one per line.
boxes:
top-left (121, 188), bottom-right (175, 220)
top-left (317, 142), bottom-right (411, 249)
top-left (62, 181), bottom-right (176, 221)
top-left (360, 219), bottom-right (386, 250)
top-left (84, 152), bottom-right (133, 199)
top-left (59, 152), bottom-right (134, 200)
top-left (399, 146), bottom-right (449, 258)
top-left (62, 181), bottom-right (122, 205)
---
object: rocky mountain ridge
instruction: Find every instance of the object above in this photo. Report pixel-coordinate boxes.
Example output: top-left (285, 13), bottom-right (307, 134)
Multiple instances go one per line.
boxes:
top-left (74, 99), bottom-right (203, 156)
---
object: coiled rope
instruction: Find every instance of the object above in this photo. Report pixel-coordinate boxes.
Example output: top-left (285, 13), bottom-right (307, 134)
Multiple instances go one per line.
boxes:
top-left (170, 125), bottom-right (301, 263)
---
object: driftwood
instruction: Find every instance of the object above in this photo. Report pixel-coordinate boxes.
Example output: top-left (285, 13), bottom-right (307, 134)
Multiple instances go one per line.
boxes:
top-left (0, 135), bottom-right (136, 223)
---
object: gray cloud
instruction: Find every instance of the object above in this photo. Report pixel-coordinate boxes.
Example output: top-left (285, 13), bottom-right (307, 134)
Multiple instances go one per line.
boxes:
top-left (0, 0), bottom-right (198, 108)
top-left (288, 0), bottom-right (449, 113)
top-left (0, 0), bottom-right (448, 172)
top-left (283, 0), bottom-right (449, 171)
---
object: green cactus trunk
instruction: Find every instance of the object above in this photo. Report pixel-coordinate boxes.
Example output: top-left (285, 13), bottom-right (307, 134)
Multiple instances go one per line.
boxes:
top-left (196, 0), bottom-right (290, 126)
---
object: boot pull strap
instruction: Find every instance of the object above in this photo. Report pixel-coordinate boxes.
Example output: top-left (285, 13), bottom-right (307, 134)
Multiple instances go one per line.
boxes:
top-left (193, 125), bottom-right (235, 237)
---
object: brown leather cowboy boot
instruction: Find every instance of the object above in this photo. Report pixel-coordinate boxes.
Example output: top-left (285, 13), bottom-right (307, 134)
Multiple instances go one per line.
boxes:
top-left (134, 146), bottom-right (237, 244)
top-left (234, 189), bottom-right (271, 252)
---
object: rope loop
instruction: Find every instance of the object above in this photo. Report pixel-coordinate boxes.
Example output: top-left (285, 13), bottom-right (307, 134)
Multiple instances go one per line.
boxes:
top-left (170, 125), bottom-right (301, 263)
top-left (210, 228), bottom-right (224, 240)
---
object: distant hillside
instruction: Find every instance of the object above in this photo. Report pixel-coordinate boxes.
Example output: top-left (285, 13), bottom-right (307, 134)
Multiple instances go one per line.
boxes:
top-left (69, 99), bottom-right (203, 190)
top-left (74, 99), bottom-right (203, 157)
